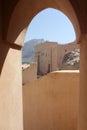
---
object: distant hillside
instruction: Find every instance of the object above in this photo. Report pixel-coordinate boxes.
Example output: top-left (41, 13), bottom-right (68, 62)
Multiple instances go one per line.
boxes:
top-left (60, 49), bottom-right (80, 70)
top-left (22, 39), bottom-right (44, 64)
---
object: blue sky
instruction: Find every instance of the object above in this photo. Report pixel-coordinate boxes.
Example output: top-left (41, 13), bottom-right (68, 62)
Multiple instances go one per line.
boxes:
top-left (24, 8), bottom-right (76, 44)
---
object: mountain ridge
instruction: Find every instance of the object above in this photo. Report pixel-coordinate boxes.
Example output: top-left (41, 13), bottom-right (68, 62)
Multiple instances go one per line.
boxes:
top-left (22, 39), bottom-right (44, 64)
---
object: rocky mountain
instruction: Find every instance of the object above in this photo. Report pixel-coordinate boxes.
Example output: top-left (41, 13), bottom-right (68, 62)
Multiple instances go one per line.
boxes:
top-left (22, 39), bottom-right (44, 64)
top-left (60, 49), bottom-right (80, 70)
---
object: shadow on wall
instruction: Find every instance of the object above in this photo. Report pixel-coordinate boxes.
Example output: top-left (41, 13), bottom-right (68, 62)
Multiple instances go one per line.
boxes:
top-left (23, 71), bottom-right (79, 130)
top-left (0, 41), bottom-right (21, 76)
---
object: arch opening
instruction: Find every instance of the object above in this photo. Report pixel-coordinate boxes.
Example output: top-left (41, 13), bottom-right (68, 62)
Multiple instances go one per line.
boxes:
top-left (24, 8), bottom-right (76, 44)
top-left (22, 8), bottom-right (79, 85)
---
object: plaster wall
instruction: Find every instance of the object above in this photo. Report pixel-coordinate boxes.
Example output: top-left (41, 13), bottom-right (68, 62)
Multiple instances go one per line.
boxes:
top-left (35, 42), bottom-right (79, 74)
top-left (78, 34), bottom-right (87, 130)
top-left (22, 63), bottom-right (37, 85)
top-left (51, 46), bottom-right (58, 71)
top-left (0, 6), bottom-right (2, 37)
top-left (35, 42), bottom-right (58, 74)
top-left (0, 41), bottom-right (23, 130)
top-left (23, 71), bottom-right (79, 130)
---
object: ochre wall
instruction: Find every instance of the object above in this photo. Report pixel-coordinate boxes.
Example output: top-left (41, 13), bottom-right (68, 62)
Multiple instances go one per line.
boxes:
top-left (23, 71), bottom-right (79, 130)
top-left (22, 63), bottom-right (37, 85)
top-left (34, 42), bottom-right (79, 74)
top-left (0, 42), bottom-right (23, 130)
top-left (35, 42), bottom-right (58, 74)
top-left (78, 34), bottom-right (87, 130)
